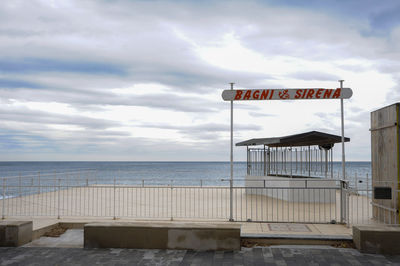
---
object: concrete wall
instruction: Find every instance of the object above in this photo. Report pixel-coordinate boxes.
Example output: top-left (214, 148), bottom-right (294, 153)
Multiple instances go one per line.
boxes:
top-left (84, 222), bottom-right (241, 251)
top-left (245, 175), bottom-right (337, 203)
top-left (370, 103), bottom-right (400, 224)
top-left (0, 221), bottom-right (32, 247)
top-left (353, 225), bottom-right (400, 254)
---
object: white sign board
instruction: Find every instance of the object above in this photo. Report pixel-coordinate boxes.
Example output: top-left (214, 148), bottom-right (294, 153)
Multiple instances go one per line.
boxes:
top-left (221, 88), bottom-right (353, 101)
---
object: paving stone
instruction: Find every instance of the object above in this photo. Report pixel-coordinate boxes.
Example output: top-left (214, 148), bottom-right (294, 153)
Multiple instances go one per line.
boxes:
top-left (0, 246), bottom-right (400, 265)
top-left (287, 224), bottom-right (310, 232)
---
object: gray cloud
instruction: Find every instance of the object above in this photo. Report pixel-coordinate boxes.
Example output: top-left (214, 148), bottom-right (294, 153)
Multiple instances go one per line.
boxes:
top-left (248, 112), bottom-right (276, 118)
top-left (0, 107), bottom-right (120, 130)
top-left (138, 122), bottom-right (262, 140)
top-left (289, 71), bottom-right (340, 81)
top-left (0, 0), bottom-right (398, 160)
top-left (0, 87), bottom-right (222, 113)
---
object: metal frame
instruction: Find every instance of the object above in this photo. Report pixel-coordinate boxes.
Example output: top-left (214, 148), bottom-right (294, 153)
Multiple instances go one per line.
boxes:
top-left (228, 81), bottom-right (349, 221)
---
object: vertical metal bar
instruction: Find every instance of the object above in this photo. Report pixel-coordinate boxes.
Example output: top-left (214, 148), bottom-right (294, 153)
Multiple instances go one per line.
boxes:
top-left (263, 145), bottom-right (266, 176)
top-left (113, 177), bottom-right (116, 220)
top-left (325, 149), bottom-right (328, 178)
top-left (300, 147), bottom-right (302, 174)
top-left (57, 178), bottom-right (60, 219)
top-left (367, 173), bottom-right (370, 223)
top-left (308, 146), bottom-right (311, 177)
top-left (170, 180), bottom-right (173, 221)
top-left (276, 147), bottom-right (278, 176)
top-left (339, 80), bottom-right (346, 180)
top-left (38, 171), bottom-right (41, 194)
top-left (315, 148), bottom-right (317, 175)
top-left (2, 178), bottom-right (5, 219)
top-left (268, 148), bottom-right (271, 175)
top-left (229, 82), bottom-right (234, 222)
top-left (247, 146), bottom-right (249, 175)
top-left (19, 174), bottom-right (22, 215)
top-left (282, 148), bottom-right (285, 175)
top-left (290, 146), bottom-right (293, 178)
top-left (320, 149), bottom-right (323, 175)
top-left (331, 149), bottom-right (334, 179)
top-left (281, 147), bottom-right (283, 175)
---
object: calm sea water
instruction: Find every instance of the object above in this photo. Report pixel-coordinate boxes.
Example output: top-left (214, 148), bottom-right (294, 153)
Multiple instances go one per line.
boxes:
top-left (0, 161), bottom-right (371, 198)
top-left (0, 161), bottom-right (371, 180)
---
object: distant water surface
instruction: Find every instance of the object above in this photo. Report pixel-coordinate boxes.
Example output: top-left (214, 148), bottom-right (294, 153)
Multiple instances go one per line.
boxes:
top-left (0, 161), bottom-right (371, 198)
top-left (0, 161), bottom-right (371, 180)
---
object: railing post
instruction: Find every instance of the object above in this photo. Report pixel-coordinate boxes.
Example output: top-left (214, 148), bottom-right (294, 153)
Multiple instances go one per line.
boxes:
top-left (170, 179), bottom-right (173, 221)
top-left (19, 173), bottom-right (22, 198)
top-left (229, 178), bottom-right (233, 221)
top-left (113, 177), bottom-right (116, 220)
top-left (229, 82), bottom-right (234, 222)
top-left (57, 178), bottom-right (60, 219)
top-left (340, 180), bottom-right (343, 223)
top-left (2, 178), bottom-right (5, 219)
top-left (340, 180), bottom-right (348, 224)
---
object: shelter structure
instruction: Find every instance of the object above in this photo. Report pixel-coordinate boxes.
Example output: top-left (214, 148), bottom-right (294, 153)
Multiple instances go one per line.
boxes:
top-left (236, 131), bottom-right (350, 203)
top-left (236, 131), bottom-right (350, 179)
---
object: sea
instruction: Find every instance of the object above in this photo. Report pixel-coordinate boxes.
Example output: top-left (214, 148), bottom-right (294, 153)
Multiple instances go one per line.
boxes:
top-left (0, 161), bottom-right (370, 184)
top-left (0, 161), bottom-right (371, 199)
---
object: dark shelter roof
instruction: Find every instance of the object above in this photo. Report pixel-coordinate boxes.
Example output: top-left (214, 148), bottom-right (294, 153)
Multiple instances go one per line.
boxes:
top-left (236, 131), bottom-right (350, 147)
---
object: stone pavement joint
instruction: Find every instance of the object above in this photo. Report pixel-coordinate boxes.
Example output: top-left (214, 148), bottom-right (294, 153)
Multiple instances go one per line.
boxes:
top-left (1, 246), bottom-right (400, 265)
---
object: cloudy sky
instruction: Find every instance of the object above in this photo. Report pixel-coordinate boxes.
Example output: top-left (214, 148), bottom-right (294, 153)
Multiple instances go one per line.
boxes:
top-left (0, 0), bottom-right (399, 161)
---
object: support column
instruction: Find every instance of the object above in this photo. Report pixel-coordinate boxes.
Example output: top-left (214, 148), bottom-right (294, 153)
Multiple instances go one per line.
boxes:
top-left (229, 82), bottom-right (234, 222)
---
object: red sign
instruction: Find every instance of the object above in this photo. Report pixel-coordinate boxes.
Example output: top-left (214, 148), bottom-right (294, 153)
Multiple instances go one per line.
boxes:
top-left (221, 88), bottom-right (352, 101)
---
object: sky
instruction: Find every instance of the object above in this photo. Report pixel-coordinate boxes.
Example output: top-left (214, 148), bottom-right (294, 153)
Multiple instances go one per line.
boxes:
top-left (0, 0), bottom-right (399, 161)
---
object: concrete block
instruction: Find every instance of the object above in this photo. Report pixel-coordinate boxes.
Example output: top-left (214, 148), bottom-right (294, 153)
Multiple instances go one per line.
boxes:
top-left (353, 225), bottom-right (400, 254)
top-left (0, 221), bottom-right (33, 247)
top-left (84, 222), bottom-right (241, 250)
top-left (245, 175), bottom-right (336, 203)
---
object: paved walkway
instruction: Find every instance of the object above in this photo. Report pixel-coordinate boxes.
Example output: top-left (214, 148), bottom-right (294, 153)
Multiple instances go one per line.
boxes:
top-left (4, 217), bottom-right (353, 238)
top-left (1, 246), bottom-right (400, 265)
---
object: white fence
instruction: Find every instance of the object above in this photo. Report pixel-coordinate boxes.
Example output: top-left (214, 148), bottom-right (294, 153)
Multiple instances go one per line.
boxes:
top-left (0, 171), bottom-right (397, 226)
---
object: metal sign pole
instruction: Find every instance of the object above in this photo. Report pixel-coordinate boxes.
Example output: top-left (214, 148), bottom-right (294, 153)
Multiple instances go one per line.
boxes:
top-left (339, 80), bottom-right (346, 180)
top-left (339, 79), bottom-right (346, 223)
top-left (229, 82), bottom-right (234, 222)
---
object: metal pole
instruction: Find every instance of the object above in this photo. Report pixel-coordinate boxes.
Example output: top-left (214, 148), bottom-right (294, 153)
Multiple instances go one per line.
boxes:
top-left (2, 178), bottom-right (5, 219)
top-left (308, 145), bottom-right (311, 177)
top-left (325, 149), bottom-right (328, 178)
top-left (247, 146), bottom-right (249, 175)
top-left (113, 177), bottom-right (116, 220)
top-left (263, 145), bottom-right (266, 176)
top-left (339, 80), bottom-right (346, 180)
top-left (339, 80), bottom-right (347, 223)
top-left (229, 82), bottom-right (234, 222)
top-left (267, 147), bottom-right (270, 175)
top-left (290, 146), bottom-right (292, 178)
top-left (57, 178), bottom-right (60, 219)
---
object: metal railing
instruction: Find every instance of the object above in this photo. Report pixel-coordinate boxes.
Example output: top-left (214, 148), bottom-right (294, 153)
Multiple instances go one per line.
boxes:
top-left (0, 173), bottom-right (397, 226)
top-left (247, 146), bottom-right (334, 178)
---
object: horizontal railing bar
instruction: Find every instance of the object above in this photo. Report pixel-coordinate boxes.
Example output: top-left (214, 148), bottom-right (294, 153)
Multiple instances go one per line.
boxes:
top-left (370, 202), bottom-right (399, 213)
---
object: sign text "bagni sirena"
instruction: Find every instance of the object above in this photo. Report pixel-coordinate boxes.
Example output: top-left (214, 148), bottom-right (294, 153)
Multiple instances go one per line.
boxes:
top-left (221, 88), bottom-right (353, 101)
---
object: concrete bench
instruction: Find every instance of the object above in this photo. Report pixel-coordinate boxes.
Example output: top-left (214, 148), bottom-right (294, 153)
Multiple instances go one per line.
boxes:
top-left (353, 225), bottom-right (400, 254)
top-left (0, 221), bottom-right (32, 247)
top-left (84, 222), bottom-right (241, 250)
